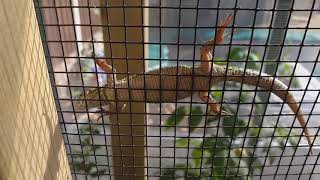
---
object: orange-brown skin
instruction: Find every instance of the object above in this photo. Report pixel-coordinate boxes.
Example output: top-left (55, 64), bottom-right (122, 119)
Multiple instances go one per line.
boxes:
top-left (77, 15), bottom-right (313, 153)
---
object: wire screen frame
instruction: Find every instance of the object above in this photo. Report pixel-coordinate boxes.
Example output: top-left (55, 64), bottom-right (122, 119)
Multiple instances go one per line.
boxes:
top-left (33, 0), bottom-right (320, 179)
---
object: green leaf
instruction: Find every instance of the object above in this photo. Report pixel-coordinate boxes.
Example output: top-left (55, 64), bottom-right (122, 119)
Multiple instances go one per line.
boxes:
top-left (247, 127), bottom-right (260, 147)
top-left (228, 149), bottom-right (250, 177)
top-left (229, 48), bottom-right (260, 61)
top-left (275, 127), bottom-right (289, 137)
top-left (229, 48), bottom-right (247, 60)
top-left (242, 151), bottom-right (263, 176)
top-left (211, 87), bottom-right (223, 101)
top-left (239, 91), bottom-right (250, 102)
top-left (275, 127), bottom-right (289, 148)
top-left (268, 150), bottom-right (277, 165)
top-left (210, 150), bottom-right (227, 177)
top-left (202, 137), bottom-right (230, 156)
top-left (92, 145), bottom-right (101, 151)
top-left (254, 96), bottom-right (265, 115)
top-left (184, 169), bottom-right (200, 180)
top-left (92, 129), bottom-right (100, 134)
top-left (228, 48), bottom-right (260, 71)
top-left (247, 52), bottom-right (260, 70)
top-left (175, 163), bottom-right (187, 169)
top-left (176, 138), bottom-right (201, 148)
top-left (176, 138), bottom-right (189, 148)
top-left (202, 137), bottom-right (217, 149)
top-left (164, 106), bottom-right (188, 129)
top-left (207, 116), bottom-right (219, 124)
top-left (288, 136), bottom-right (299, 150)
top-left (81, 138), bottom-right (91, 146)
top-left (282, 63), bottom-right (293, 75)
top-left (292, 77), bottom-right (300, 88)
top-left (189, 106), bottom-right (204, 132)
top-left (97, 169), bottom-right (107, 175)
top-left (248, 51), bottom-right (260, 62)
top-left (191, 149), bottom-right (210, 168)
top-left (274, 127), bottom-right (299, 150)
top-left (160, 168), bottom-right (176, 180)
top-left (211, 170), bottom-right (225, 180)
top-left (222, 115), bottom-right (247, 138)
top-left (214, 58), bottom-right (228, 66)
top-left (250, 159), bottom-right (263, 175)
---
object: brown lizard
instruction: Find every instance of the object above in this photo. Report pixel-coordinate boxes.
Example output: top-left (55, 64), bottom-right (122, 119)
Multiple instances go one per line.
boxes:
top-left (76, 15), bottom-right (312, 150)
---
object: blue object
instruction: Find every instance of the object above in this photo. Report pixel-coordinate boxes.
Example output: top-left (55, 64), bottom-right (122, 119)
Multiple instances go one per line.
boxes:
top-left (206, 29), bottom-right (320, 44)
top-left (148, 44), bottom-right (169, 70)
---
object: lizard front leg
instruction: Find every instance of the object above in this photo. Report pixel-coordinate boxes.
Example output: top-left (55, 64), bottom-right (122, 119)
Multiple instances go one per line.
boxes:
top-left (94, 59), bottom-right (127, 113)
top-left (95, 59), bottom-right (116, 87)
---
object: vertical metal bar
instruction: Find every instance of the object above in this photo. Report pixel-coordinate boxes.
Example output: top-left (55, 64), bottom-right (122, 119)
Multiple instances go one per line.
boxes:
top-left (30, 0), bottom-right (320, 179)
top-left (265, 0), bottom-right (294, 75)
top-left (142, 0), bottom-right (149, 178)
top-left (258, 0), bottom-right (294, 115)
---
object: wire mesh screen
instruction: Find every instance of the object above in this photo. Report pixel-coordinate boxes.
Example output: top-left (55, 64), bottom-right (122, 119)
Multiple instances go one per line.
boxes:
top-left (34, 0), bottom-right (320, 179)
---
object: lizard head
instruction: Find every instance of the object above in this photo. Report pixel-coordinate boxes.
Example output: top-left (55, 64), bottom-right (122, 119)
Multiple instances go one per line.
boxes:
top-left (76, 88), bottom-right (108, 110)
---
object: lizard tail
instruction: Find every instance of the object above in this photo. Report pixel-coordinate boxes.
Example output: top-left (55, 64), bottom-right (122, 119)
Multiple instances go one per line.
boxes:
top-left (214, 65), bottom-right (313, 151)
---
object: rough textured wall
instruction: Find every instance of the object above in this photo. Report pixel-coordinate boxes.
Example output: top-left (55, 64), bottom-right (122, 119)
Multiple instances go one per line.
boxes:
top-left (0, 0), bottom-right (71, 179)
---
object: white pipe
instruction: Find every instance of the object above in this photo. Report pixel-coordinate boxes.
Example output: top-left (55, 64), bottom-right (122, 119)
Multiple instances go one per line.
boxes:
top-left (71, 0), bottom-right (83, 54)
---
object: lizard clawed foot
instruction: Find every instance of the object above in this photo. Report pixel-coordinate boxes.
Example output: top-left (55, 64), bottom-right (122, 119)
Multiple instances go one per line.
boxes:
top-left (95, 107), bottom-right (111, 121)
top-left (199, 92), bottom-right (233, 117)
top-left (208, 104), bottom-right (233, 116)
top-left (219, 110), bottom-right (234, 116)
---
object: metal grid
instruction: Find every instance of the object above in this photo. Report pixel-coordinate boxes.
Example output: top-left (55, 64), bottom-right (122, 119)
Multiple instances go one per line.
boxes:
top-left (34, 0), bottom-right (320, 179)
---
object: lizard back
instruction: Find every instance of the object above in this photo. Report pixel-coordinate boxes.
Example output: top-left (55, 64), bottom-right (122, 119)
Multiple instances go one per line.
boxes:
top-left (113, 65), bottom-right (208, 103)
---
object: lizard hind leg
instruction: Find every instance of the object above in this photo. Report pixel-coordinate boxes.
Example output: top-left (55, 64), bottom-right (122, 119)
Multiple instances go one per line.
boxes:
top-left (199, 92), bottom-right (233, 116)
top-left (200, 14), bottom-right (233, 73)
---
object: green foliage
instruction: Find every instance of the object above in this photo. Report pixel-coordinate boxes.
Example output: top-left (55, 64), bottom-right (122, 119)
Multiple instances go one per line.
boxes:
top-left (220, 48), bottom-right (300, 88)
top-left (161, 48), bottom-right (300, 179)
top-left (164, 106), bottom-right (189, 129)
top-left (277, 63), bottom-right (300, 87)
top-left (71, 124), bottom-right (107, 179)
top-left (161, 105), bottom-right (298, 179)
top-left (189, 106), bottom-right (203, 132)
top-left (222, 115), bottom-right (247, 138)
top-left (228, 47), bottom-right (261, 70)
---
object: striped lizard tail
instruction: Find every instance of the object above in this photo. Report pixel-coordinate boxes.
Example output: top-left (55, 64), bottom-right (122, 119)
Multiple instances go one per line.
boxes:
top-left (214, 65), bottom-right (313, 152)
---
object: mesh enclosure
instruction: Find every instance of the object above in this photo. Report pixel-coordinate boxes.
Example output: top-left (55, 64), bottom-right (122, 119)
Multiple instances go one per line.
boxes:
top-left (34, 0), bottom-right (320, 179)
